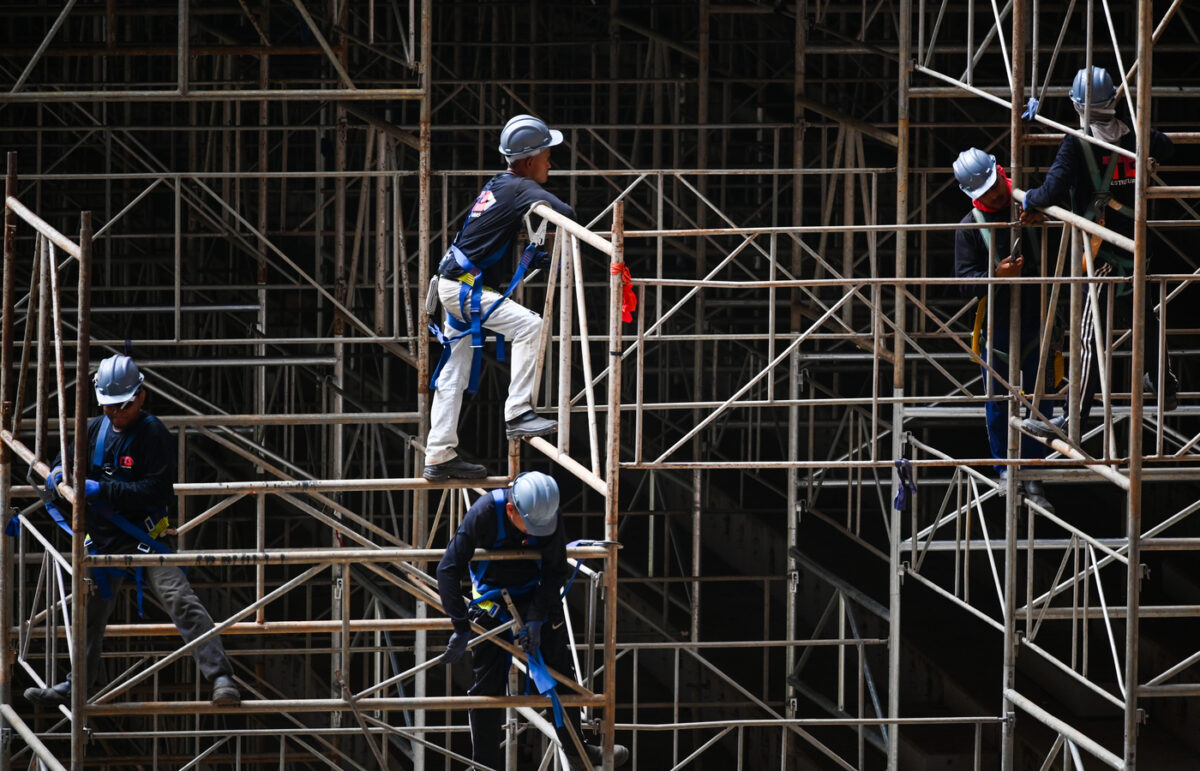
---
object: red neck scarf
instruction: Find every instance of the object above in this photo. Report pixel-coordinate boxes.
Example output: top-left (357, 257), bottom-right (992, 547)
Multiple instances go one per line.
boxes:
top-left (972, 164), bottom-right (1012, 212)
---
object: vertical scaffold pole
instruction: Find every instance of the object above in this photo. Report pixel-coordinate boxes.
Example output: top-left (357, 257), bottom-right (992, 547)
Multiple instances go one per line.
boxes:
top-left (0, 153), bottom-right (17, 771)
top-left (1124, 0), bottom-right (1153, 766)
top-left (603, 200), bottom-right (624, 771)
top-left (1002, 4), bottom-right (1028, 769)
top-left (71, 211), bottom-right (93, 770)
top-left (414, 3), bottom-right (433, 767)
top-left (889, 1), bottom-right (912, 768)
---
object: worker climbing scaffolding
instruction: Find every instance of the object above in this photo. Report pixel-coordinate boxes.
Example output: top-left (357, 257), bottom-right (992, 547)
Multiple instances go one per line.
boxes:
top-left (424, 114), bottom-right (576, 481)
top-left (1019, 65), bottom-right (1180, 438)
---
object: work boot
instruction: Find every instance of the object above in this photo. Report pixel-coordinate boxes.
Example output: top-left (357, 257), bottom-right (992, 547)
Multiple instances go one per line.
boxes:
top-left (1021, 415), bottom-right (1068, 440)
top-left (25, 680), bottom-right (71, 707)
top-left (423, 455), bottom-right (487, 481)
top-left (1144, 372), bottom-right (1180, 412)
top-left (505, 410), bottom-right (557, 441)
top-left (1021, 479), bottom-right (1055, 514)
top-left (568, 741), bottom-right (631, 770)
top-left (210, 675), bottom-right (241, 707)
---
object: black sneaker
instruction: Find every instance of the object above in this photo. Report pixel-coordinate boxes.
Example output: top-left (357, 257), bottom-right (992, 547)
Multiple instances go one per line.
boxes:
top-left (1021, 479), bottom-right (1055, 514)
top-left (568, 742), bottom-right (631, 770)
top-left (505, 411), bottom-right (557, 440)
top-left (423, 456), bottom-right (487, 481)
top-left (1021, 415), bottom-right (1067, 440)
top-left (25, 681), bottom-right (71, 707)
top-left (210, 675), bottom-right (241, 706)
top-left (1145, 372), bottom-right (1180, 412)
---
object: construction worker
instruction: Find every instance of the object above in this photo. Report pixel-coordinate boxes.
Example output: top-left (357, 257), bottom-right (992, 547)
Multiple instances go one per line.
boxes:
top-left (437, 471), bottom-right (629, 770)
top-left (954, 148), bottom-right (1056, 512)
top-left (1020, 65), bottom-right (1178, 439)
top-left (424, 114), bottom-right (575, 481)
top-left (23, 354), bottom-right (240, 708)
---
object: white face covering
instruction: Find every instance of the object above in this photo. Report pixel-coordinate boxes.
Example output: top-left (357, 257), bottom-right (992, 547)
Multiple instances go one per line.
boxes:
top-left (1074, 100), bottom-right (1130, 144)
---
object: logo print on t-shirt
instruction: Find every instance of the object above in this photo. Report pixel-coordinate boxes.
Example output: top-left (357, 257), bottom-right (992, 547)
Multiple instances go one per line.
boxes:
top-left (1101, 154), bottom-right (1138, 186)
top-left (469, 190), bottom-right (496, 218)
top-left (119, 456), bottom-right (134, 469)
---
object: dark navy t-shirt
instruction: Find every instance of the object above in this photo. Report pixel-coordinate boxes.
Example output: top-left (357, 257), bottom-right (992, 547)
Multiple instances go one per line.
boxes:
top-left (444, 171), bottom-right (576, 288)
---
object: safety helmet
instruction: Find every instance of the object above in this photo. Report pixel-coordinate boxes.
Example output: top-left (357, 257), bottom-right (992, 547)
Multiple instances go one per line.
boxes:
top-left (510, 471), bottom-right (560, 536)
top-left (953, 148), bottom-right (998, 200)
top-left (1070, 66), bottom-right (1117, 106)
top-left (93, 354), bottom-right (144, 405)
top-left (498, 114), bottom-right (563, 162)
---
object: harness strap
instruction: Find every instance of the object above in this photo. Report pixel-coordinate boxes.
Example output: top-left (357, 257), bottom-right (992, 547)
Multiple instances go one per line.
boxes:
top-left (428, 244), bottom-right (538, 395)
top-left (92, 416), bottom-right (110, 469)
top-left (35, 502), bottom-right (118, 603)
top-left (524, 648), bottom-right (566, 727)
top-left (468, 489), bottom-right (543, 618)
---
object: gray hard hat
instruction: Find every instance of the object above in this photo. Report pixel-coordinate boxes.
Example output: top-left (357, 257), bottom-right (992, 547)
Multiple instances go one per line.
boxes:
top-left (498, 114), bottom-right (563, 162)
top-left (94, 354), bottom-right (144, 405)
top-left (1070, 66), bottom-right (1117, 106)
top-left (953, 148), bottom-right (998, 200)
top-left (510, 471), bottom-right (560, 536)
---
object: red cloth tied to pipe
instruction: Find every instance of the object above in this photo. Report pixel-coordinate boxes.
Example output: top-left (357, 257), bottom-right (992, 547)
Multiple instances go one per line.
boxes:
top-left (610, 262), bottom-right (637, 323)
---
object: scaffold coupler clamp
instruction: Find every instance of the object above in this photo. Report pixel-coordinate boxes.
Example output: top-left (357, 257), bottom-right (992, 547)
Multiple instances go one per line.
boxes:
top-left (500, 588), bottom-right (524, 634)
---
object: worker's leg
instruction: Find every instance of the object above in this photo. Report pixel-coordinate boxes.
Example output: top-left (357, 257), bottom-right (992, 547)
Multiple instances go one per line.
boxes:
top-left (981, 344), bottom-right (1008, 475)
top-left (1076, 281), bottom-right (1105, 423)
top-left (84, 570), bottom-right (125, 690)
top-left (478, 291), bottom-right (543, 422)
top-left (145, 564), bottom-right (233, 681)
top-left (1017, 313), bottom-right (1054, 462)
top-left (539, 617), bottom-right (587, 754)
top-left (427, 280), bottom-right (479, 465)
top-left (1124, 279), bottom-right (1177, 402)
top-left (467, 617), bottom-right (513, 768)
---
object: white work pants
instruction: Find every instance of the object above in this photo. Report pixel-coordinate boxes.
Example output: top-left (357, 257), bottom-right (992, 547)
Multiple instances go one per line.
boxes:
top-left (426, 278), bottom-right (542, 465)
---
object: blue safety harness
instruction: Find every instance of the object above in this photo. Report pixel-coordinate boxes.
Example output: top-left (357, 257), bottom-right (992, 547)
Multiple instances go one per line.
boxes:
top-left (465, 489), bottom-right (577, 727)
top-left (466, 490), bottom-right (543, 617)
top-left (5, 417), bottom-right (178, 617)
top-left (429, 242), bottom-right (540, 396)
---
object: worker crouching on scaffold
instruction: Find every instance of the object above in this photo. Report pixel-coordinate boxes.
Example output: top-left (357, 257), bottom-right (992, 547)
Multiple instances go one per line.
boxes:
top-left (437, 471), bottom-right (629, 770)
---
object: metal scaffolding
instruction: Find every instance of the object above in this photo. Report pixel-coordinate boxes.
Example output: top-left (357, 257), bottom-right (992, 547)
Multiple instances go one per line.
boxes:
top-left (1, 1), bottom-right (1199, 769)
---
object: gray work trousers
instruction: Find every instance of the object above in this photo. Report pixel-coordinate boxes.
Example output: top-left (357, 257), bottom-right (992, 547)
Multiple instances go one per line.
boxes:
top-left (83, 564), bottom-right (233, 689)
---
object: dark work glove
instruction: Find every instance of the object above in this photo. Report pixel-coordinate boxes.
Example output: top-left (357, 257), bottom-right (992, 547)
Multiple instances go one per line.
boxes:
top-left (46, 466), bottom-right (63, 494)
top-left (444, 630), bottom-right (469, 664)
top-left (522, 242), bottom-right (552, 272)
top-left (84, 480), bottom-right (101, 500)
top-left (518, 620), bottom-right (544, 654)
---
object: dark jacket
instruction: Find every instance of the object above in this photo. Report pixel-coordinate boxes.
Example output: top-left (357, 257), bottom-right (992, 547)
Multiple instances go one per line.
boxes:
top-left (954, 207), bottom-right (1043, 310)
top-left (54, 412), bottom-right (175, 554)
top-left (436, 489), bottom-right (569, 635)
top-left (441, 171), bottom-right (576, 288)
top-left (1023, 125), bottom-right (1174, 242)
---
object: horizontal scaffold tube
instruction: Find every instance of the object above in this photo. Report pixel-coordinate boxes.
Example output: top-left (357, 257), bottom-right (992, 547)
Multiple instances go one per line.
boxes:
top-left (82, 694), bottom-right (606, 718)
top-left (1012, 187), bottom-right (1135, 253)
top-left (82, 545), bottom-right (611, 567)
top-left (18, 618), bottom-right (457, 638)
